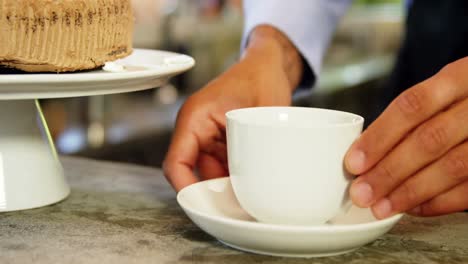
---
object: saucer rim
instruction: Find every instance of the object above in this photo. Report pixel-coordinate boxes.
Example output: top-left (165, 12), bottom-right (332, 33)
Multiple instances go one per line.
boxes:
top-left (218, 240), bottom-right (358, 258)
top-left (177, 177), bottom-right (404, 233)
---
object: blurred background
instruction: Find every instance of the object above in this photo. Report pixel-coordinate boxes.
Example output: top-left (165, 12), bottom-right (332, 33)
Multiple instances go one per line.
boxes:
top-left (42, 0), bottom-right (404, 168)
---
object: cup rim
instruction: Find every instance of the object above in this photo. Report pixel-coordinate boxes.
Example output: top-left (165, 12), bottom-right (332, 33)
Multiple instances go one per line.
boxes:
top-left (226, 107), bottom-right (364, 128)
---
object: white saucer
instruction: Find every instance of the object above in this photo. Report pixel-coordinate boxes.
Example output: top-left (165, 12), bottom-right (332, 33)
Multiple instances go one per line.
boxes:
top-left (177, 177), bottom-right (403, 258)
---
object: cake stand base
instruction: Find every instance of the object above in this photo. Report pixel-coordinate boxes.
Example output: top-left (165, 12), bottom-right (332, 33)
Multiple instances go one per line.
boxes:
top-left (0, 49), bottom-right (194, 212)
top-left (0, 100), bottom-right (69, 212)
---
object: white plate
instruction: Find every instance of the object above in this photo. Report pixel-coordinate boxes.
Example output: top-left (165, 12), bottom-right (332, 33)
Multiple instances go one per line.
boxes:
top-left (177, 177), bottom-right (403, 258)
top-left (0, 49), bottom-right (195, 99)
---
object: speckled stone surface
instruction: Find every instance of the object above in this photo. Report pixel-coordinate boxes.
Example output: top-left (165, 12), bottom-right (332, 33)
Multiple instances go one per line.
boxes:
top-left (0, 157), bottom-right (467, 264)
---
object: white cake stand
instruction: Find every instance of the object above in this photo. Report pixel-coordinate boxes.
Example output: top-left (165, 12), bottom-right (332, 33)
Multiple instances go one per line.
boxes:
top-left (0, 49), bottom-right (195, 212)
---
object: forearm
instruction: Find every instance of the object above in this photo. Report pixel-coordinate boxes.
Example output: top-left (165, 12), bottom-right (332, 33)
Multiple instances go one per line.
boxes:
top-left (242, 0), bottom-right (353, 87)
top-left (243, 25), bottom-right (303, 92)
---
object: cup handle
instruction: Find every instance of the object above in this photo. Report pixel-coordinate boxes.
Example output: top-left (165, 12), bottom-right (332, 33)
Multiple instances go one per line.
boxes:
top-left (327, 199), bottom-right (353, 225)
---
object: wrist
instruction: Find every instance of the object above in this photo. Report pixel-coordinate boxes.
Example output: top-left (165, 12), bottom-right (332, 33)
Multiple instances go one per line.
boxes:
top-left (243, 25), bottom-right (304, 91)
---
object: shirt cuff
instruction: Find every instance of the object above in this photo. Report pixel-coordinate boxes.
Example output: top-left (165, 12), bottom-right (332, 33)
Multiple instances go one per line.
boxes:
top-left (242, 0), bottom-right (352, 88)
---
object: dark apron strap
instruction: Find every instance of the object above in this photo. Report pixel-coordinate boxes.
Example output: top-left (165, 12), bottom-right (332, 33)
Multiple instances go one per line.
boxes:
top-left (376, 0), bottom-right (468, 118)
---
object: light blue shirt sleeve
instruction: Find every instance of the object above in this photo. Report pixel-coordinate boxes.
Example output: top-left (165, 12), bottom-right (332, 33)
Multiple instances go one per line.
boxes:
top-left (242, 0), bottom-right (353, 85)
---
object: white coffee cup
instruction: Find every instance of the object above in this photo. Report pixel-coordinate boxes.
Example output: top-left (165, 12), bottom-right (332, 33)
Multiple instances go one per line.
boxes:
top-left (226, 107), bottom-right (364, 225)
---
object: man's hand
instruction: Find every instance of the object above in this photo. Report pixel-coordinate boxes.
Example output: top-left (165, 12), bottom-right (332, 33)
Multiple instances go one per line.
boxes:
top-left (163, 26), bottom-right (303, 192)
top-left (346, 57), bottom-right (468, 219)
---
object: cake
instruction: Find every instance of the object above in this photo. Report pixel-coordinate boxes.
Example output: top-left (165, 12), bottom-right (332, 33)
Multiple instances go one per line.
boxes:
top-left (0, 0), bottom-right (134, 72)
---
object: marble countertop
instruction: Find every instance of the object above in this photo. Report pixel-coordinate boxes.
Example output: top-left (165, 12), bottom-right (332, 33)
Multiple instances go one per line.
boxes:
top-left (0, 157), bottom-right (467, 264)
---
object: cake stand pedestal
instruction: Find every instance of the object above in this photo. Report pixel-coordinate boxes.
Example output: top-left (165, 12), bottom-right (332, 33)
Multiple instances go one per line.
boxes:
top-left (0, 49), bottom-right (194, 212)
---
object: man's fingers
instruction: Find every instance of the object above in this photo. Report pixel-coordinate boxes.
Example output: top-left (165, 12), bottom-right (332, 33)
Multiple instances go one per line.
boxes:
top-left (350, 98), bottom-right (468, 207)
top-left (163, 103), bottom-right (202, 192)
top-left (410, 180), bottom-right (468, 217)
top-left (163, 129), bottom-right (200, 192)
top-left (198, 153), bottom-right (229, 181)
top-left (202, 139), bottom-right (228, 164)
top-left (163, 101), bottom-right (230, 192)
top-left (369, 141), bottom-right (468, 219)
top-left (346, 59), bottom-right (468, 175)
